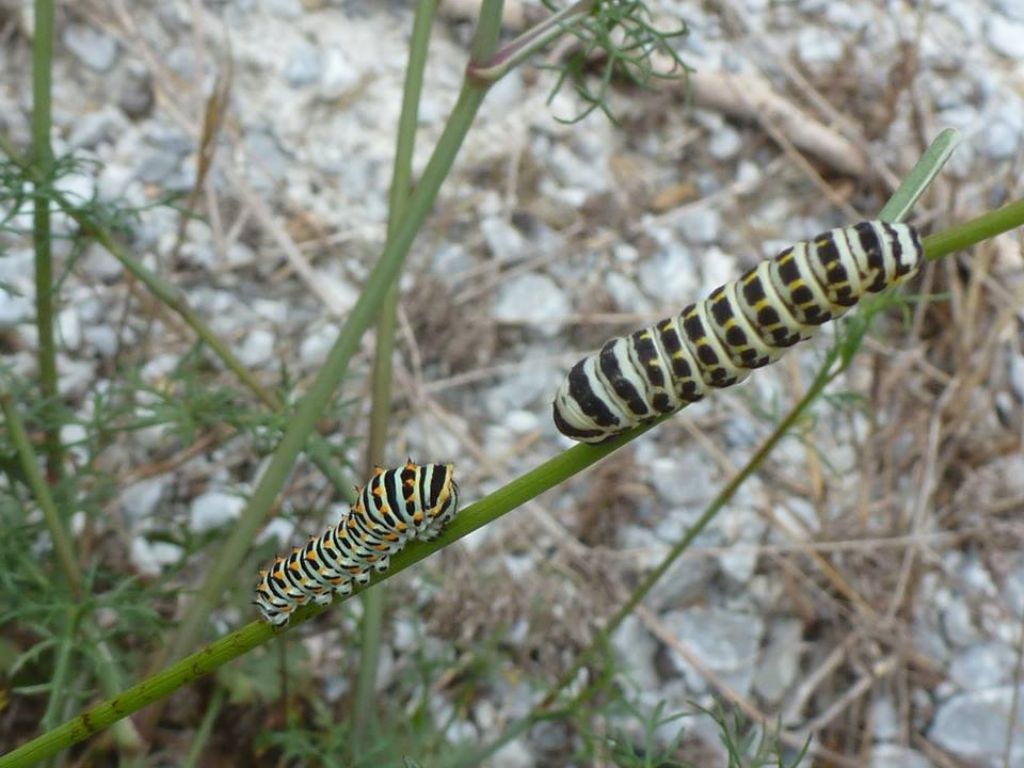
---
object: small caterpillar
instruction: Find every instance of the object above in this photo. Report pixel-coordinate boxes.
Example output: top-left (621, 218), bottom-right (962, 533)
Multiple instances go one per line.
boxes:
top-left (255, 461), bottom-right (459, 627)
top-left (553, 221), bottom-right (923, 443)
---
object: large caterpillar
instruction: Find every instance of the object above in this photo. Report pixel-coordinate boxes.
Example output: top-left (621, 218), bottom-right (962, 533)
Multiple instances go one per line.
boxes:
top-left (255, 461), bottom-right (459, 627)
top-left (553, 221), bottom-right (923, 443)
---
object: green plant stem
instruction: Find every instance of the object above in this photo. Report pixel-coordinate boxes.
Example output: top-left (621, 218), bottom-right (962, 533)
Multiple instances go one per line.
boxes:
top-left (30, 0), bottom-right (61, 481)
top-left (353, 0), bottom-right (439, 749)
top-left (164, 0), bottom-right (505, 667)
top-left (468, 0), bottom-right (596, 82)
top-left (923, 197), bottom-right (1024, 261)
top-left (1, 392), bottom-right (81, 597)
top-left (39, 607), bottom-right (78, 732)
top-left (182, 687), bottom-right (225, 768)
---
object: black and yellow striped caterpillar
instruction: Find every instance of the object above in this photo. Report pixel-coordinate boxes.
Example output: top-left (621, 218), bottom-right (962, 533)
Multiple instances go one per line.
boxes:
top-left (553, 221), bottom-right (923, 443)
top-left (255, 461), bottom-right (459, 627)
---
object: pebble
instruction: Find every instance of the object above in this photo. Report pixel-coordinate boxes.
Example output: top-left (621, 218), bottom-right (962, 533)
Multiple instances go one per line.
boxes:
top-left (870, 693), bottom-right (900, 742)
top-left (492, 274), bottom-right (570, 337)
top-left (0, 290), bottom-right (33, 326)
top-left (238, 328), bottom-right (276, 367)
top-left (986, 15), bottom-right (1024, 59)
top-left (751, 618), bottom-right (802, 704)
top-left (490, 738), bottom-right (534, 768)
top-left (68, 107), bottom-right (128, 149)
top-left (995, 0), bottom-right (1024, 20)
top-left (661, 607), bottom-right (764, 697)
top-left (949, 641), bottom-right (1017, 689)
top-left (611, 614), bottom-right (661, 691)
top-left (84, 325), bottom-right (119, 358)
top-left (929, 686), bottom-right (1024, 764)
top-left (868, 745), bottom-right (932, 768)
top-left (318, 49), bottom-right (360, 100)
top-left (189, 490), bottom-right (246, 533)
top-left (121, 477), bottom-right (169, 525)
top-left (299, 323), bottom-right (339, 367)
top-left (63, 23), bottom-right (119, 72)
top-left (707, 125), bottom-right (742, 160)
top-left (118, 66), bottom-right (155, 120)
top-left (481, 215), bottom-right (528, 262)
top-left (285, 39), bottom-right (323, 87)
top-left (58, 307), bottom-right (82, 351)
top-left (797, 27), bottom-right (844, 64)
top-left (130, 538), bottom-right (184, 577)
top-left (604, 272), bottom-right (650, 313)
top-left (637, 239), bottom-right (698, 305)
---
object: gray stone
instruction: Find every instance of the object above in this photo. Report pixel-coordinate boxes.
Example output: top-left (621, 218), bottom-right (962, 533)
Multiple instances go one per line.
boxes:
top-left (949, 642), bottom-right (1017, 689)
top-left (68, 107), bottom-right (128, 149)
top-left (319, 49), bottom-right (360, 100)
top-left (285, 40), bottom-right (323, 87)
top-left (190, 490), bottom-right (246, 533)
top-left (986, 16), bottom-right (1024, 59)
top-left (612, 614), bottom-right (661, 691)
top-left (674, 207), bottom-right (721, 245)
top-left (868, 745), bottom-right (932, 768)
top-left (238, 328), bottom-right (276, 367)
top-left (870, 693), bottom-right (901, 742)
top-left (130, 537), bottom-right (184, 577)
top-left (929, 686), bottom-right (1024, 764)
top-left (491, 738), bottom-right (534, 768)
top-left (299, 323), bottom-right (338, 367)
top-left (84, 325), bottom-right (119, 358)
top-left (58, 307), bottom-right (82, 351)
top-left (638, 238), bottom-right (698, 304)
top-left (121, 477), bottom-right (169, 524)
top-left (263, 0), bottom-right (303, 18)
top-left (995, 0), bottom-right (1024, 20)
top-left (481, 215), bottom-right (528, 262)
top-left (0, 289), bottom-right (33, 326)
top-left (492, 274), bottom-right (569, 337)
top-left (662, 606), bottom-right (764, 697)
top-left (752, 619), bottom-right (803, 703)
top-left (708, 125), bottom-right (742, 160)
top-left (63, 23), bottom-right (119, 72)
top-left (118, 67), bottom-right (155, 119)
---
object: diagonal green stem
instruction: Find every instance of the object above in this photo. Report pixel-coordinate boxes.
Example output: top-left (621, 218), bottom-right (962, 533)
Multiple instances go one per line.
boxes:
top-left (30, 0), bottom-right (61, 481)
top-left (353, 0), bottom-right (439, 749)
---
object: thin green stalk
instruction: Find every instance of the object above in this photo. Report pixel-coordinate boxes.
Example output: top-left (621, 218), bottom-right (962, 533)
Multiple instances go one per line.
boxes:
top-left (1, 392), bottom-right (81, 597)
top-left (182, 688), bottom-right (225, 768)
top-left (468, 0), bottom-right (596, 83)
top-left (353, 0), bottom-right (439, 748)
top-left (39, 607), bottom-right (78, 733)
top-left (164, 0), bottom-right (506, 665)
top-left (30, 0), bottom-right (61, 480)
top-left (923, 197), bottom-right (1024, 261)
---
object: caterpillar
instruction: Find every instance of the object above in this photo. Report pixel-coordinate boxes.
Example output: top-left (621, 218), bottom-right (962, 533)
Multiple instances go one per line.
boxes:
top-left (553, 221), bottom-right (923, 443)
top-left (255, 461), bottom-right (459, 627)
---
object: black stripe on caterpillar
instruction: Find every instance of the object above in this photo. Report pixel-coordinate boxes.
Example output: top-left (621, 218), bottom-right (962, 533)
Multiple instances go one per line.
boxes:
top-left (255, 461), bottom-right (459, 627)
top-left (553, 221), bottom-right (922, 443)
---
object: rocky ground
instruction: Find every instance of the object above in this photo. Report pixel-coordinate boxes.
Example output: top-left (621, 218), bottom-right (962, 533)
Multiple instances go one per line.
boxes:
top-left (2, 0), bottom-right (1024, 765)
